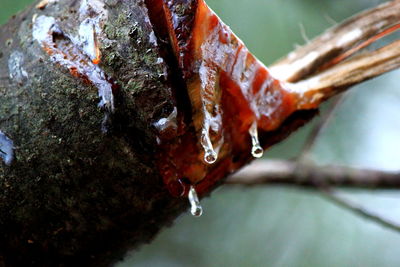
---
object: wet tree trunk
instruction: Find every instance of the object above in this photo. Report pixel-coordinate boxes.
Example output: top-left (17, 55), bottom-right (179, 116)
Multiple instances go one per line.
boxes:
top-left (1, 0), bottom-right (398, 266)
top-left (0, 0), bottom-right (189, 266)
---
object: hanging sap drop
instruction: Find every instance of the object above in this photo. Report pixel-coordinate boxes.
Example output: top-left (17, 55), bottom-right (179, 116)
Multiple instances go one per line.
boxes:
top-left (249, 122), bottom-right (263, 158)
top-left (201, 131), bottom-right (218, 164)
top-left (204, 148), bottom-right (217, 164)
top-left (252, 145), bottom-right (263, 158)
top-left (188, 185), bottom-right (203, 217)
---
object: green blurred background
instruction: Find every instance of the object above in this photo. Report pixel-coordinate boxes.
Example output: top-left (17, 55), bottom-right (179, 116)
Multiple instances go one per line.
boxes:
top-left (2, 0), bottom-right (400, 266)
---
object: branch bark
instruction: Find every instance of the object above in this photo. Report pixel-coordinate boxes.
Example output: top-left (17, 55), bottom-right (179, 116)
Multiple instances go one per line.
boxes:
top-left (227, 160), bottom-right (400, 232)
top-left (0, 0), bottom-right (399, 266)
top-left (227, 160), bottom-right (400, 189)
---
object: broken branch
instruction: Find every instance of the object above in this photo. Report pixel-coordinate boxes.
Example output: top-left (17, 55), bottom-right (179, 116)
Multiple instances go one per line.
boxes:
top-left (270, 0), bottom-right (400, 82)
top-left (289, 40), bottom-right (400, 101)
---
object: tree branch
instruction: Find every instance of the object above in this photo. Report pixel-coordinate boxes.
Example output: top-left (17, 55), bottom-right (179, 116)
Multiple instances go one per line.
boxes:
top-left (229, 160), bottom-right (400, 233)
top-left (227, 160), bottom-right (400, 189)
top-left (297, 93), bottom-right (346, 161)
top-left (227, 159), bottom-right (400, 233)
top-left (320, 188), bottom-right (400, 233)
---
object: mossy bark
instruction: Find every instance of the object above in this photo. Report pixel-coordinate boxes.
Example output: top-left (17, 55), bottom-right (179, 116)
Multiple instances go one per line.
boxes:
top-left (0, 0), bottom-right (186, 266)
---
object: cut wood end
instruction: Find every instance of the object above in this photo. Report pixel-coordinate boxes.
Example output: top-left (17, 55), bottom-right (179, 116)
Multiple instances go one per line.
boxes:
top-left (270, 0), bottom-right (400, 83)
top-left (285, 39), bottom-right (400, 105)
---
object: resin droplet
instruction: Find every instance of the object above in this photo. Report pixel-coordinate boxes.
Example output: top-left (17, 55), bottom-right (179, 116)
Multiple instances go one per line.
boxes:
top-left (188, 185), bottom-right (203, 217)
top-left (201, 130), bottom-right (218, 164)
top-left (249, 122), bottom-right (263, 158)
top-left (204, 148), bottom-right (217, 164)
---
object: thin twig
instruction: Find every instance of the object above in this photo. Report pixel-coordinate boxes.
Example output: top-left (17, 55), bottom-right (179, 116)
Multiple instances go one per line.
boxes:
top-left (299, 23), bottom-right (310, 44)
top-left (320, 187), bottom-right (400, 233)
top-left (323, 14), bottom-right (338, 26)
top-left (226, 159), bottom-right (400, 189)
top-left (292, 91), bottom-right (396, 233)
top-left (227, 160), bottom-right (400, 232)
top-left (297, 93), bottom-right (346, 161)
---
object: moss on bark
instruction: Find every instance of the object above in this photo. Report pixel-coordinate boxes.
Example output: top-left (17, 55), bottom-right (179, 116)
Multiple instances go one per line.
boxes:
top-left (0, 0), bottom-right (186, 266)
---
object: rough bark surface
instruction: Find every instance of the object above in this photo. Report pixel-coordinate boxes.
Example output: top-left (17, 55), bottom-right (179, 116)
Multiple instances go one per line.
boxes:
top-left (0, 0), bottom-right (186, 266)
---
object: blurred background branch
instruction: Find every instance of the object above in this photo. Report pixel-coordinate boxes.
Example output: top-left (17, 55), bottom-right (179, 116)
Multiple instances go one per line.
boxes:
top-left (227, 159), bottom-right (400, 189)
top-left (227, 158), bottom-right (400, 233)
top-left (321, 188), bottom-right (400, 233)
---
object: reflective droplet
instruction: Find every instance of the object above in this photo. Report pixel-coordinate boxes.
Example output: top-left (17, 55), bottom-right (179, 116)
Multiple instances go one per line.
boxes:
top-left (201, 130), bottom-right (218, 164)
top-left (252, 145), bottom-right (263, 158)
top-left (249, 122), bottom-right (263, 158)
top-left (204, 148), bottom-right (217, 164)
top-left (188, 185), bottom-right (203, 217)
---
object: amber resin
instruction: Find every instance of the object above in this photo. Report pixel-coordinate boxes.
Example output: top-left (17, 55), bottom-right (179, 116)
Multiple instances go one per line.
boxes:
top-left (144, 0), bottom-right (323, 197)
